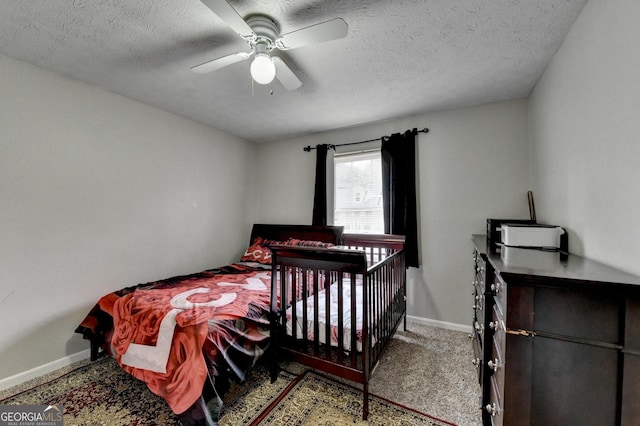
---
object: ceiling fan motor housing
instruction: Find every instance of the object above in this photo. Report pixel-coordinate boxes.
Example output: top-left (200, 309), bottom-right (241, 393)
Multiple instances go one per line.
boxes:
top-left (246, 15), bottom-right (279, 50)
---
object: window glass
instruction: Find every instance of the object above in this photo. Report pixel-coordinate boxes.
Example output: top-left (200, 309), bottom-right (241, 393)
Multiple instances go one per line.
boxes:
top-left (333, 151), bottom-right (384, 234)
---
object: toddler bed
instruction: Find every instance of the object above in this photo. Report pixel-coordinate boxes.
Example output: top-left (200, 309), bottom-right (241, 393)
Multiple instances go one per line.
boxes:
top-left (75, 224), bottom-right (405, 424)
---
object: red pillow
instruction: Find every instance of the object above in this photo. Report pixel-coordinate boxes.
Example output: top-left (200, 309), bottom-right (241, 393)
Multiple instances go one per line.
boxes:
top-left (240, 237), bottom-right (286, 264)
top-left (240, 237), bottom-right (271, 264)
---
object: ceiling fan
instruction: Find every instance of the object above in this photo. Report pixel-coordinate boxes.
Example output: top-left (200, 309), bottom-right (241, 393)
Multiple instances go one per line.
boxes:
top-left (191, 0), bottom-right (348, 90)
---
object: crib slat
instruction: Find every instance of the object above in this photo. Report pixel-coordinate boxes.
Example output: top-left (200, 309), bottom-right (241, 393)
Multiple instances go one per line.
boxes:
top-left (290, 267), bottom-right (298, 339)
top-left (337, 272), bottom-right (344, 364)
top-left (324, 269), bottom-right (332, 359)
top-left (313, 269), bottom-right (320, 355)
top-left (279, 265), bottom-right (291, 349)
top-left (349, 272), bottom-right (357, 368)
top-left (301, 268), bottom-right (308, 343)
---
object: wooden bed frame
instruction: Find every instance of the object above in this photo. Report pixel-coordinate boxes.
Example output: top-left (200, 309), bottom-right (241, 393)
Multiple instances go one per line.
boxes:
top-left (268, 231), bottom-right (406, 420)
top-left (250, 223), bottom-right (344, 247)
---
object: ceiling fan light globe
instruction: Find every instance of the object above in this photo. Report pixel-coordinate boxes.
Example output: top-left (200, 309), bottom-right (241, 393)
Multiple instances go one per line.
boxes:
top-left (250, 53), bottom-right (276, 84)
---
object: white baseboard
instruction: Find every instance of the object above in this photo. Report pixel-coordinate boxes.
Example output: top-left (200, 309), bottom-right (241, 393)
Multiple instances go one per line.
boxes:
top-left (0, 349), bottom-right (91, 392)
top-left (406, 315), bottom-right (472, 334)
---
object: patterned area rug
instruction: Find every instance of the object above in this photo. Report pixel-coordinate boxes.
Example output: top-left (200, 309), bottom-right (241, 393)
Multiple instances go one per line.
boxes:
top-left (1, 356), bottom-right (455, 425)
top-left (0, 356), bottom-right (295, 425)
top-left (253, 370), bottom-right (456, 426)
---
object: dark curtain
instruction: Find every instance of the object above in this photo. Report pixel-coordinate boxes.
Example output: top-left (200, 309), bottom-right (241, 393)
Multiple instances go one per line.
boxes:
top-left (312, 144), bottom-right (329, 226)
top-left (381, 129), bottom-right (419, 267)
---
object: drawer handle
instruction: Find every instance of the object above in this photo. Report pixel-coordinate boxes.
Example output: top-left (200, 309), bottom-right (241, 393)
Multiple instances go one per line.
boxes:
top-left (489, 321), bottom-right (502, 332)
top-left (491, 282), bottom-right (502, 294)
top-left (474, 322), bottom-right (484, 333)
top-left (485, 403), bottom-right (499, 416)
top-left (471, 358), bottom-right (480, 367)
top-left (487, 359), bottom-right (500, 372)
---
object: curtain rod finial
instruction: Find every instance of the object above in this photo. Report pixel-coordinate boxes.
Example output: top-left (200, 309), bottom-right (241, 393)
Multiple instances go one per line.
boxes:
top-left (303, 146), bottom-right (312, 152)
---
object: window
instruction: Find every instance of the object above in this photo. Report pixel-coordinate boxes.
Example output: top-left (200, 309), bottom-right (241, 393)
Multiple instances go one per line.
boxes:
top-left (333, 151), bottom-right (384, 234)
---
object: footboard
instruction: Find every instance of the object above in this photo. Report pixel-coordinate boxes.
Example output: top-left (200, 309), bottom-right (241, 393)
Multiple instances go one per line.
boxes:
top-left (270, 234), bottom-right (405, 420)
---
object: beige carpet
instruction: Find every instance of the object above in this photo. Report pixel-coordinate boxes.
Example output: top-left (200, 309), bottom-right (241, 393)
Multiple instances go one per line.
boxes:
top-left (369, 322), bottom-right (482, 426)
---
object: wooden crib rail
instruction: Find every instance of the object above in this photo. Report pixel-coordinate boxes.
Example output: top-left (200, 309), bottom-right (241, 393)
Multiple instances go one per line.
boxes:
top-left (343, 233), bottom-right (405, 267)
top-left (342, 233), bottom-right (405, 250)
top-left (269, 245), bottom-right (367, 315)
top-left (269, 245), bottom-right (367, 272)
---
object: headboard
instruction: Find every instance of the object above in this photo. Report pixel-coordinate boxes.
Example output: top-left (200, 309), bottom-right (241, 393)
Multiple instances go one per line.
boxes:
top-left (249, 224), bottom-right (344, 246)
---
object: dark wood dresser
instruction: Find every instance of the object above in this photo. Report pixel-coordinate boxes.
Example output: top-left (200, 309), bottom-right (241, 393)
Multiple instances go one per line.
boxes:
top-left (471, 235), bottom-right (640, 426)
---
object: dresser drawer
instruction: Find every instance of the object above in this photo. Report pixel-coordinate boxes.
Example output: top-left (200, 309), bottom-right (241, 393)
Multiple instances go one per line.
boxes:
top-left (534, 285), bottom-right (621, 344)
top-left (472, 279), bottom-right (484, 329)
top-left (490, 303), bottom-right (506, 357)
top-left (486, 376), bottom-right (503, 426)
top-left (622, 352), bottom-right (640, 424)
top-left (488, 332), bottom-right (505, 393)
top-left (490, 273), bottom-right (506, 314)
top-left (625, 297), bottom-right (640, 351)
top-left (474, 250), bottom-right (487, 293)
top-left (471, 329), bottom-right (483, 384)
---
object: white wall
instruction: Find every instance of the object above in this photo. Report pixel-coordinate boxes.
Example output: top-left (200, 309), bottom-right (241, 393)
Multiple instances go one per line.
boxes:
top-left (256, 99), bottom-right (531, 327)
top-left (0, 54), bottom-right (257, 381)
top-left (529, 0), bottom-right (640, 275)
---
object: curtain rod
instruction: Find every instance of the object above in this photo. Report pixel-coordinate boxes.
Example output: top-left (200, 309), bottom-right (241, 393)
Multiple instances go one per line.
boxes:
top-left (303, 127), bottom-right (429, 152)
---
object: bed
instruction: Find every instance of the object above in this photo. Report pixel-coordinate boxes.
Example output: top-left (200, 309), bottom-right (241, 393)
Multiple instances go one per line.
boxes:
top-left (75, 224), bottom-right (405, 424)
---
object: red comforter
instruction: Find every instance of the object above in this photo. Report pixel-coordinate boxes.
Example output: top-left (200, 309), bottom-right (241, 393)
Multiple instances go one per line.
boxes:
top-left (76, 264), bottom-right (272, 415)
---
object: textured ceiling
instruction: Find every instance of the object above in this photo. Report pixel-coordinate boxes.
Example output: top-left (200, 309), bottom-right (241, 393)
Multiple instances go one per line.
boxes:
top-left (0, 0), bottom-right (588, 143)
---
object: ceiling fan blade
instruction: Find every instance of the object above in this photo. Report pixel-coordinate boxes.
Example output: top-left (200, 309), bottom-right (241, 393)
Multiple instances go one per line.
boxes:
top-left (275, 18), bottom-right (348, 50)
top-left (273, 57), bottom-right (302, 91)
top-left (200, 0), bottom-right (256, 41)
top-left (191, 51), bottom-right (251, 74)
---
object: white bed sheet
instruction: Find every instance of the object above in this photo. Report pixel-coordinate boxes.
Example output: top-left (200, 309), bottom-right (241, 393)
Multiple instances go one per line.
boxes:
top-left (285, 279), bottom-right (374, 352)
